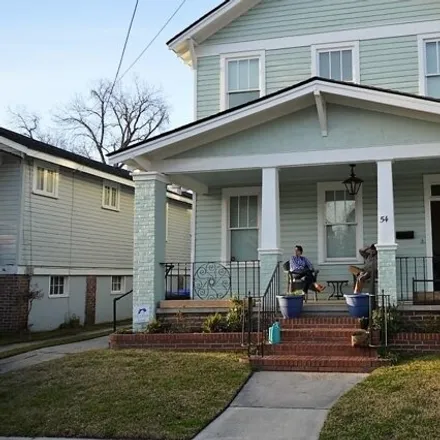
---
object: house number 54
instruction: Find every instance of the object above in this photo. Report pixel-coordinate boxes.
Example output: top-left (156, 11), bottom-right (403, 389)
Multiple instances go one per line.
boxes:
top-left (380, 216), bottom-right (389, 223)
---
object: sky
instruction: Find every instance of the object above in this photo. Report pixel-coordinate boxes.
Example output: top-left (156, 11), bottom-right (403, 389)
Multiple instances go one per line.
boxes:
top-left (0, 0), bottom-right (220, 132)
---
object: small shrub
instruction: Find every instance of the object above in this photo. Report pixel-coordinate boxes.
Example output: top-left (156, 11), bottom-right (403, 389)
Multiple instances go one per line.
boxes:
top-left (202, 313), bottom-right (226, 333)
top-left (145, 319), bottom-right (171, 334)
top-left (59, 314), bottom-right (81, 330)
top-left (424, 315), bottom-right (440, 333)
top-left (225, 298), bottom-right (245, 332)
top-left (372, 305), bottom-right (403, 335)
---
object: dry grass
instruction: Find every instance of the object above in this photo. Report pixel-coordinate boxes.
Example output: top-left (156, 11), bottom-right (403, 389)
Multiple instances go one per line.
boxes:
top-left (320, 355), bottom-right (440, 440)
top-left (0, 349), bottom-right (250, 440)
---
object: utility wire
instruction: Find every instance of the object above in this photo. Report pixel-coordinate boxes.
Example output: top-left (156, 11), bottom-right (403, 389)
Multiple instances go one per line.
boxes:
top-left (104, 0), bottom-right (140, 111)
top-left (118, 0), bottom-right (188, 81)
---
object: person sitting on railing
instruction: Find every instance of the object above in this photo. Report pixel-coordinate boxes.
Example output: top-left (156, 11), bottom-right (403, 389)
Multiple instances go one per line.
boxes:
top-left (290, 245), bottom-right (325, 294)
top-left (349, 244), bottom-right (377, 293)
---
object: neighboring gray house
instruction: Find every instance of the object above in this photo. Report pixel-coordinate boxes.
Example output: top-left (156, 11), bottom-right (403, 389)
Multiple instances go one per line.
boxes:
top-left (109, 0), bottom-right (440, 328)
top-left (0, 127), bottom-right (192, 332)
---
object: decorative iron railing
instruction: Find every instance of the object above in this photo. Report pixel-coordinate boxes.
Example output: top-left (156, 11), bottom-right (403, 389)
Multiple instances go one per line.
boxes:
top-left (396, 256), bottom-right (440, 304)
top-left (162, 261), bottom-right (260, 300)
top-left (368, 291), bottom-right (391, 347)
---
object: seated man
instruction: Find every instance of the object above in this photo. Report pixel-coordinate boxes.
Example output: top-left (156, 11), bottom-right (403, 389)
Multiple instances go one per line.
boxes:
top-left (349, 244), bottom-right (377, 293)
top-left (290, 245), bottom-right (325, 295)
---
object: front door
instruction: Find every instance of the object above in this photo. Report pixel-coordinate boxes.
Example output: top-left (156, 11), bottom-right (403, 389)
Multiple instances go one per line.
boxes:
top-left (430, 199), bottom-right (440, 291)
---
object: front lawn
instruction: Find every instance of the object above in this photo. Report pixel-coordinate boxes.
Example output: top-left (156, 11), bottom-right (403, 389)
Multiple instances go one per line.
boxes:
top-left (320, 356), bottom-right (440, 440)
top-left (0, 350), bottom-right (250, 440)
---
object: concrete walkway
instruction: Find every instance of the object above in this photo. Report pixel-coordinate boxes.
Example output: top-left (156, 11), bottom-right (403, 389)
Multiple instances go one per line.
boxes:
top-left (194, 371), bottom-right (366, 440)
top-left (0, 336), bottom-right (109, 374)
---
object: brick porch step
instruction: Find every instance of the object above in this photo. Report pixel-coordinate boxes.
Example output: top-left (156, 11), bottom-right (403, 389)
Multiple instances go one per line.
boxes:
top-left (281, 328), bottom-right (356, 342)
top-left (265, 342), bottom-right (375, 357)
top-left (280, 316), bottom-right (361, 329)
top-left (249, 355), bottom-right (390, 373)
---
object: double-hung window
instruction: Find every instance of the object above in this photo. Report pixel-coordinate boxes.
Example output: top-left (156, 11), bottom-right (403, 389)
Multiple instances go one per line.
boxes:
top-left (312, 42), bottom-right (359, 83)
top-left (102, 181), bottom-right (120, 211)
top-left (317, 183), bottom-right (363, 263)
top-left (221, 52), bottom-right (265, 110)
top-left (223, 188), bottom-right (260, 262)
top-left (49, 276), bottom-right (68, 297)
top-left (33, 163), bottom-right (58, 198)
top-left (420, 36), bottom-right (440, 98)
top-left (111, 275), bottom-right (125, 294)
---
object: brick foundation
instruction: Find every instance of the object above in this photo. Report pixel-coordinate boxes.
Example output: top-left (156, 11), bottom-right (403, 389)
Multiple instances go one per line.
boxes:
top-left (109, 332), bottom-right (255, 351)
top-left (0, 275), bottom-right (30, 332)
top-left (84, 276), bottom-right (97, 326)
top-left (401, 310), bottom-right (440, 331)
top-left (390, 332), bottom-right (440, 353)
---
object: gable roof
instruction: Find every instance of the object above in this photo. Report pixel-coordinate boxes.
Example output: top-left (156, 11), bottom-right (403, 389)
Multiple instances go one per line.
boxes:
top-left (108, 77), bottom-right (440, 165)
top-left (167, 0), bottom-right (261, 66)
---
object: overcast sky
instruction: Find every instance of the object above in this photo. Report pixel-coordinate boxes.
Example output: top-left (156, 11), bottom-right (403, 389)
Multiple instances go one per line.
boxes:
top-left (0, 0), bottom-right (220, 132)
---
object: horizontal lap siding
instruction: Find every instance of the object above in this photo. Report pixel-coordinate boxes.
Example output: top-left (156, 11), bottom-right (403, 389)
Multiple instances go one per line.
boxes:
top-left (21, 161), bottom-right (134, 269)
top-left (266, 47), bottom-right (310, 94)
top-left (166, 200), bottom-right (192, 262)
top-left (197, 56), bottom-right (220, 119)
top-left (360, 36), bottom-right (419, 94)
top-left (0, 155), bottom-right (21, 266)
top-left (205, 0), bottom-right (440, 45)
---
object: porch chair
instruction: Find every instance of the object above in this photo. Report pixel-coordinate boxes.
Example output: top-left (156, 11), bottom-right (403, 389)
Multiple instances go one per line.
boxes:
top-left (282, 261), bottom-right (320, 302)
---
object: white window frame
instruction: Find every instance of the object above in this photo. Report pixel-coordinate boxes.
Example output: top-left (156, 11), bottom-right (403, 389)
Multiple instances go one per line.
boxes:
top-left (221, 187), bottom-right (261, 262)
top-left (111, 275), bottom-right (125, 294)
top-left (418, 33), bottom-right (440, 96)
top-left (317, 182), bottom-right (364, 265)
top-left (311, 41), bottom-right (360, 83)
top-left (102, 180), bottom-right (120, 211)
top-left (220, 50), bottom-right (266, 111)
top-left (165, 202), bottom-right (169, 242)
top-left (48, 275), bottom-right (69, 298)
top-left (32, 162), bottom-right (59, 198)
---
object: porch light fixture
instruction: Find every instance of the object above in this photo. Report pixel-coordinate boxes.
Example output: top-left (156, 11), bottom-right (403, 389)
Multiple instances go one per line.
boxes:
top-left (343, 164), bottom-right (363, 196)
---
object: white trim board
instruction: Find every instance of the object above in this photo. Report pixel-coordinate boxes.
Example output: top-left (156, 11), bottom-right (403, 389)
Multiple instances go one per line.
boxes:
top-left (418, 33), bottom-right (440, 96)
top-left (13, 266), bottom-right (133, 276)
top-left (197, 20), bottom-right (440, 58)
top-left (152, 143), bottom-right (440, 174)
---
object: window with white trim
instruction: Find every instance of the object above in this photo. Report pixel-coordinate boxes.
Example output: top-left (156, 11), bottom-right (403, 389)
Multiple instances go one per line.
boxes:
top-left (227, 193), bottom-right (259, 262)
top-left (424, 39), bottom-right (440, 98)
top-left (317, 183), bottom-right (363, 263)
top-left (49, 276), bottom-right (68, 297)
top-left (102, 181), bottom-right (120, 211)
top-left (222, 52), bottom-right (265, 110)
top-left (111, 275), bottom-right (125, 294)
top-left (312, 43), bottom-right (359, 83)
top-left (33, 164), bottom-right (58, 198)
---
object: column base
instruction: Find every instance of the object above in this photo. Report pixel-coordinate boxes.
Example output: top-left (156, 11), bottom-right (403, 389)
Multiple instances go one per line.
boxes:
top-left (376, 243), bottom-right (398, 305)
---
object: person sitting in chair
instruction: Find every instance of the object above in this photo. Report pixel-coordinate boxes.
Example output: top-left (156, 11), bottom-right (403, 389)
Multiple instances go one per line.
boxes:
top-left (290, 245), bottom-right (325, 295)
top-left (349, 244), bottom-right (377, 293)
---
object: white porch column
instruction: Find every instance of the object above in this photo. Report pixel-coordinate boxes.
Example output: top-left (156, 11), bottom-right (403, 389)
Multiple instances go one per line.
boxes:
top-left (376, 160), bottom-right (398, 305)
top-left (259, 167), bottom-right (283, 294)
top-left (132, 171), bottom-right (169, 332)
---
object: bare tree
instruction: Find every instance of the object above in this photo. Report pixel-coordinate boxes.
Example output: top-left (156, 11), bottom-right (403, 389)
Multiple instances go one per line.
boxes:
top-left (8, 106), bottom-right (68, 149)
top-left (55, 77), bottom-right (169, 165)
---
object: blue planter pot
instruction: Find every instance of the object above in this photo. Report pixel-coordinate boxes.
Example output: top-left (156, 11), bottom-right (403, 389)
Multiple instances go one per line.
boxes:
top-left (277, 295), bottom-right (304, 319)
top-left (344, 294), bottom-right (370, 318)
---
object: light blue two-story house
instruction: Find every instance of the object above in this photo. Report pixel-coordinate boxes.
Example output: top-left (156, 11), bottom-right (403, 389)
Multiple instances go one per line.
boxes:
top-left (109, 0), bottom-right (440, 328)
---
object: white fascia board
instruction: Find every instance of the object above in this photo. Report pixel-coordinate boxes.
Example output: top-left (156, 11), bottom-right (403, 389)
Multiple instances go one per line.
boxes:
top-left (166, 191), bottom-right (193, 205)
top-left (152, 143), bottom-right (440, 174)
top-left (0, 136), bottom-right (134, 188)
top-left (109, 79), bottom-right (440, 165)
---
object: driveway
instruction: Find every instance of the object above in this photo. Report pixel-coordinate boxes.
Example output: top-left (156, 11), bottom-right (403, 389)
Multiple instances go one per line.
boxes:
top-left (194, 371), bottom-right (366, 440)
top-left (0, 336), bottom-right (109, 374)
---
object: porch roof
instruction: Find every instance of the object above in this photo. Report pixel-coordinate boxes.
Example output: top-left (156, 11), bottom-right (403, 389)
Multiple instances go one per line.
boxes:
top-left (108, 77), bottom-right (440, 168)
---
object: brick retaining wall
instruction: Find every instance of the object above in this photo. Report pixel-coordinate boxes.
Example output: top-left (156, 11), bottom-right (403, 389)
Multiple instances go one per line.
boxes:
top-left (390, 332), bottom-right (440, 353)
top-left (109, 332), bottom-right (258, 351)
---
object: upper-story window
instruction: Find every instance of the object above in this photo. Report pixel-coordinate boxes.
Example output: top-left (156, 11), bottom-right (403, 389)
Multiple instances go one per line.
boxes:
top-left (102, 181), bottom-right (120, 211)
top-left (33, 162), bottom-right (58, 198)
top-left (312, 42), bottom-right (360, 83)
top-left (419, 36), bottom-right (440, 98)
top-left (220, 51), bottom-right (266, 111)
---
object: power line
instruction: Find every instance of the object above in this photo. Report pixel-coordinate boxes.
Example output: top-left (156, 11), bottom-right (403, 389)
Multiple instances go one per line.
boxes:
top-left (118, 0), bottom-right (188, 81)
top-left (105, 0), bottom-right (140, 110)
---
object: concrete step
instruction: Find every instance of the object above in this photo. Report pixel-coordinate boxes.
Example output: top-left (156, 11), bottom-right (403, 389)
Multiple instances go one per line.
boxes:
top-left (265, 342), bottom-right (375, 357)
top-left (281, 328), bottom-right (355, 342)
top-left (249, 355), bottom-right (389, 373)
top-left (280, 316), bottom-right (361, 329)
